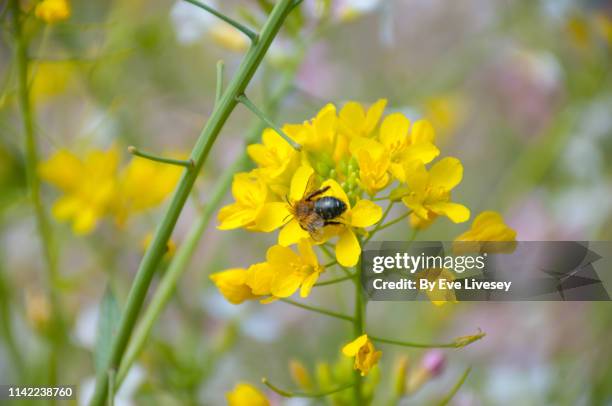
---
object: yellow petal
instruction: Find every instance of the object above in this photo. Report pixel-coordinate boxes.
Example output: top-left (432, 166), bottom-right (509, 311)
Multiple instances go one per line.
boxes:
top-left (340, 102), bottom-right (366, 132)
top-left (336, 228), bottom-right (360, 267)
top-left (297, 239), bottom-right (318, 266)
top-left (428, 202), bottom-right (470, 223)
top-left (342, 334), bottom-right (369, 356)
top-left (272, 273), bottom-right (302, 298)
top-left (300, 272), bottom-right (320, 298)
top-left (226, 383), bottom-right (270, 406)
top-left (289, 165), bottom-right (315, 202)
top-left (401, 142), bottom-right (440, 165)
top-left (379, 112), bottom-right (410, 150)
top-left (256, 202), bottom-right (291, 232)
top-left (245, 262), bottom-right (276, 296)
top-left (217, 204), bottom-right (257, 230)
top-left (279, 219), bottom-right (310, 246)
top-left (267, 244), bottom-right (300, 265)
top-left (364, 99), bottom-right (387, 134)
top-left (210, 268), bottom-right (257, 305)
top-left (411, 119), bottom-right (436, 143)
top-left (350, 200), bottom-right (383, 228)
top-left (429, 157), bottom-right (463, 190)
top-left (73, 208), bottom-right (97, 235)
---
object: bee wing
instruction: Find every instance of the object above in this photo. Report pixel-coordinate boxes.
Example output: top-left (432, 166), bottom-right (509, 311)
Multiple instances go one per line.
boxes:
top-left (306, 215), bottom-right (325, 242)
top-left (302, 172), bottom-right (320, 199)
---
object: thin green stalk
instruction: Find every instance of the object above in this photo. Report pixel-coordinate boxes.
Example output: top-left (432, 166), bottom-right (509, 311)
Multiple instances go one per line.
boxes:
top-left (352, 255), bottom-right (365, 404)
top-left (89, 2), bottom-right (297, 404)
top-left (114, 69), bottom-right (297, 389)
top-left (369, 329), bottom-right (485, 349)
top-left (436, 367), bottom-right (472, 406)
top-left (183, 0), bottom-right (257, 41)
top-left (281, 299), bottom-right (354, 322)
top-left (369, 210), bottom-right (411, 235)
top-left (262, 377), bottom-right (354, 398)
top-left (215, 60), bottom-right (224, 105)
top-left (314, 273), bottom-right (355, 287)
top-left (127, 146), bottom-right (194, 168)
top-left (11, 0), bottom-right (64, 388)
top-left (237, 93), bottom-right (300, 150)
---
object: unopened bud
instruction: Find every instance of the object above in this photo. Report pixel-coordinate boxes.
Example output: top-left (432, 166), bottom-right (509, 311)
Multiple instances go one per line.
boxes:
top-left (421, 350), bottom-right (446, 377)
top-left (289, 359), bottom-right (313, 391)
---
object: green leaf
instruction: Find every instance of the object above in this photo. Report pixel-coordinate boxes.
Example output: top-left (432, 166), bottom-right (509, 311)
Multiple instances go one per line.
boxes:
top-left (94, 287), bottom-right (121, 375)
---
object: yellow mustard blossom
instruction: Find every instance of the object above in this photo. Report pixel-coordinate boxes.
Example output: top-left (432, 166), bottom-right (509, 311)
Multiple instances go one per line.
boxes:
top-left (257, 166), bottom-right (382, 267)
top-left (422, 268), bottom-right (458, 306)
top-left (248, 128), bottom-right (300, 197)
top-left (217, 171), bottom-right (269, 231)
top-left (401, 157), bottom-right (470, 226)
top-left (284, 103), bottom-right (338, 156)
top-left (357, 148), bottom-right (390, 196)
top-left (342, 334), bottom-right (382, 376)
top-left (39, 146), bottom-right (182, 234)
top-left (226, 383), bottom-right (269, 406)
top-left (35, 0), bottom-right (71, 23)
top-left (338, 99), bottom-right (386, 139)
top-left (455, 211), bottom-right (516, 242)
top-left (210, 23), bottom-right (250, 52)
top-left (264, 239), bottom-right (324, 298)
top-left (113, 156), bottom-right (182, 226)
top-left (39, 147), bottom-right (119, 235)
top-left (454, 211), bottom-right (517, 254)
top-left (209, 268), bottom-right (260, 305)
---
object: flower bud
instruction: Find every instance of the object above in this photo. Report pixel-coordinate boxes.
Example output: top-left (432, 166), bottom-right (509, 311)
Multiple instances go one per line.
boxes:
top-left (421, 350), bottom-right (446, 377)
top-left (289, 359), bottom-right (313, 391)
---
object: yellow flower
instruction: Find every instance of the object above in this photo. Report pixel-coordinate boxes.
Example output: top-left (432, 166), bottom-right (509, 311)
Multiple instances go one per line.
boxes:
top-left (210, 23), bottom-right (249, 52)
top-left (401, 157), bottom-right (470, 225)
top-left (226, 383), bottom-right (269, 406)
top-left (422, 268), bottom-right (458, 306)
top-left (39, 147), bottom-right (119, 235)
top-left (342, 334), bottom-right (382, 376)
top-left (454, 211), bottom-right (517, 254)
top-left (338, 99), bottom-right (387, 139)
top-left (455, 211), bottom-right (516, 242)
top-left (209, 268), bottom-right (260, 305)
top-left (258, 166), bottom-right (382, 267)
top-left (284, 103), bottom-right (338, 155)
top-left (382, 118), bottom-right (439, 183)
top-left (248, 128), bottom-right (300, 197)
top-left (265, 240), bottom-right (324, 298)
top-left (357, 148), bottom-right (390, 196)
top-left (35, 0), bottom-right (71, 23)
top-left (113, 156), bottom-right (182, 226)
top-left (217, 171), bottom-right (269, 231)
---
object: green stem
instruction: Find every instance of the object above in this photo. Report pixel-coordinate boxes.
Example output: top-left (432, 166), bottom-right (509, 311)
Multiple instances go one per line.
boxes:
top-left (369, 210), bottom-right (411, 236)
top-left (281, 299), bottom-right (354, 322)
top-left (215, 60), bottom-right (224, 105)
top-left (314, 273), bottom-right (355, 287)
top-left (11, 0), bottom-right (64, 387)
top-left (436, 367), bottom-right (472, 406)
top-left (353, 256), bottom-right (365, 404)
top-left (236, 93), bottom-right (300, 150)
top-left (89, 2), bottom-right (297, 404)
top-left (127, 146), bottom-right (194, 169)
top-left (262, 378), bottom-right (354, 398)
top-left (183, 0), bottom-right (257, 41)
top-left (113, 66), bottom-right (298, 390)
top-left (107, 370), bottom-right (115, 406)
top-left (370, 330), bottom-right (485, 349)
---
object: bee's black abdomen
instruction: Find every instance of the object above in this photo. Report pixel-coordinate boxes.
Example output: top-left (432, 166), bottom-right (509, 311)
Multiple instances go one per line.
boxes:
top-left (314, 197), bottom-right (347, 220)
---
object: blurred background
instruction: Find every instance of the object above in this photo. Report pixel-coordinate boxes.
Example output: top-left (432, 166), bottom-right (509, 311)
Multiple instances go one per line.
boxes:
top-left (1, 0), bottom-right (611, 404)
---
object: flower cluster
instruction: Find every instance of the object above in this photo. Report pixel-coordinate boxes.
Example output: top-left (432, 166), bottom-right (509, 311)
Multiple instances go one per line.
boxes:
top-left (39, 146), bottom-right (182, 234)
top-left (215, 100), bottom-right (470, 269)
top-left (213, 100), bottom-right (513, 397)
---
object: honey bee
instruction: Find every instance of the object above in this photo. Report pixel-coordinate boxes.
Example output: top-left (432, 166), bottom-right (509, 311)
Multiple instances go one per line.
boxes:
top-left (287, 176), bottom-right (348, 240)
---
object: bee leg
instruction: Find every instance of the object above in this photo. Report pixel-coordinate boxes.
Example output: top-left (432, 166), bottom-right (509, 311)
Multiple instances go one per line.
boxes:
top-left (306, 186), bottom-right (331, 201)
top-left (323, 220), bottom-right (343, 226)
